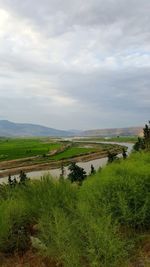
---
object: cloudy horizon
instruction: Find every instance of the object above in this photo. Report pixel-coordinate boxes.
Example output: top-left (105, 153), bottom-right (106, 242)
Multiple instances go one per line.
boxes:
top-left (0, 0), bottom-right (149, 130)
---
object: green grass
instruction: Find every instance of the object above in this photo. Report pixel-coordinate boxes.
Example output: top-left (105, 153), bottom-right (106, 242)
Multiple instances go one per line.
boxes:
top-left (0, 138), bottom-right (63, 161)
top-left (79, 151), bottom-right (150, 228)
top-left (50, 143), bottom-right (123, 161)
top-left (50, 146), bottom-right (97, 160)
top-left (0, 138), bottom-right (123, 163)
top-left (0, 151), bottom-right (149, 267)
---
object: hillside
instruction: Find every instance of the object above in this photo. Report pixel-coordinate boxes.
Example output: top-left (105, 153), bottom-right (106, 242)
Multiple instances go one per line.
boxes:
top-left (0, 120), bottom-right (72, 137)
top-left (0, 120), bottom-right (143, 138)
top-left (0, 151), bottom-right (150, 267)
top-left (81, 126), bottom-right (143, 137)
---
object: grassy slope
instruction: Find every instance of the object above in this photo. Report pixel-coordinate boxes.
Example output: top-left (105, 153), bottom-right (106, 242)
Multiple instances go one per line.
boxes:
top-left (0, 151), bottom-right (149, 267)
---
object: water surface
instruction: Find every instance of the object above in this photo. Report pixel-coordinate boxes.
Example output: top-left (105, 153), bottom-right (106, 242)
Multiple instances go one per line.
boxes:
top-left (0, 142), bottom-right (133, 184)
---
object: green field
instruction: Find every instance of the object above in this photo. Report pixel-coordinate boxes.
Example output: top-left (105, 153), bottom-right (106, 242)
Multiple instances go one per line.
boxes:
top-left (0, 138), bottom-right (63, 161)
top-left (50, 146), bottom-right (97, 160)
top-left (50, 143), bottom-right (122, 161)
top-left (0, 138), bottom-right (123, 164)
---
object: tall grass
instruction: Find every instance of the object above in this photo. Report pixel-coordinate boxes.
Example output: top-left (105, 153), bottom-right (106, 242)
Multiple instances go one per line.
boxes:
top-left (0, 151), bottom-right (149, 267)
top-left (79, 152), bottom-right (150, 229)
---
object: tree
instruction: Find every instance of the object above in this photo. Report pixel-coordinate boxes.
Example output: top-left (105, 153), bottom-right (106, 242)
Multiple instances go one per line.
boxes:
top-left (8, 174), bottom-right (13, 186)
top-left (13, 177), bottom-right (17, 186)
top-left (68, 162), bottom-right (87, 184)
top-left (8, 175), bottom-right (18, 187)
top-left (122, 148), bottom-right (127, 159)
top-left (60, 162), bottom-right (65, 180)
top-left (107, 151), bottom-right (118, 164)
top-left (134, 121), bottom-right (150, 151)
top-left (90, 164), bottom-right (96, 175)
top-left (143, 121), bottom-right (150, 149)
top-left (134, 137), bottom-right (145, 151)
top-left (19, 170), bottom-right (29, 184)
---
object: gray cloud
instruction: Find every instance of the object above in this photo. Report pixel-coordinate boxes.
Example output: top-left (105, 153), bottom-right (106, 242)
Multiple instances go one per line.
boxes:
top-left (0, 0), bottom-right (149, 129)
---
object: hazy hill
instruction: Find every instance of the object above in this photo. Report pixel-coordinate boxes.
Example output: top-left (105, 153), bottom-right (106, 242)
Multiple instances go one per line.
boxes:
top-left (0, 120), bottom-right (72, 137)
top-left (81, 127), bottom-right (143, 137)
top-left (0, 120), bottom-right (143, 137)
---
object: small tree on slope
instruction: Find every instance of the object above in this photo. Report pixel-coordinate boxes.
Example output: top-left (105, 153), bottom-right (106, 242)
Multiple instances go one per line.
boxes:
top-left (68, 162), bottom-right (87, 184)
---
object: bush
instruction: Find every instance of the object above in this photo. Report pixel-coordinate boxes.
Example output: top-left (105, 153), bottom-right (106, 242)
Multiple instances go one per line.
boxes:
top-left (79, 152), bottom-right (150, 229)
top-left (0, 199), bottom-right (32, 253)
top-left (68, 162), bottom-right (87, 184)
top-left (79, 216), bottom-right (127, 267)
top-left (39, 208), bottom-right (81, 267)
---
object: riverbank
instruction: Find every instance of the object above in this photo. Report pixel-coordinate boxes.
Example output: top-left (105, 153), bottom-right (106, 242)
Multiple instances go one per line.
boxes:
top-left (0, 142), bottom-right (126, 181)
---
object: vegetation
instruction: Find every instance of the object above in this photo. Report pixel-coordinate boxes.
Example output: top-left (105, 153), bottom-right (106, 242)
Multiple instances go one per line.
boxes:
top-left (68, 162), bottom-right (87, 184)
top-left (0, 138), bottom-right (125, 163)
top-left (90, 164), bottom-right (96, 175)
top-left (107, 151), bottom-right (119, 163)
top-left (50, 146), bottom-right (96, 160)
top-left (122, 147), bottom-right (127, 159)
top-left (0, 150), bottom-right (149, 267)
top-left (0, 123), bottom-right (149, 266)
top-left (0, 138), bottom-right (63, 161)
top-left (134, 122), bottom-right (150, 151)
top-left (0, 140), bottom-right (124, 179)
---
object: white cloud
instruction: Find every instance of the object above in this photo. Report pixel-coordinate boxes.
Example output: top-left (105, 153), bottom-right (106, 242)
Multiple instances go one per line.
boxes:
top-left (0, 0), bottom-right (149, 129)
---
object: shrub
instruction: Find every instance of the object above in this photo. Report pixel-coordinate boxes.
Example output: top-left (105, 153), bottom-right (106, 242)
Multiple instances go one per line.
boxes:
top-left (79, 152), bottom-right (150, 229)
top-left (0, 151), bottom-right (149, 267)
top-left (68, 162), bottom-right (87, 184)
top-left (0, 199), bottom-right (32, 253)
top-left (39, 208), bottom-right (81, 267)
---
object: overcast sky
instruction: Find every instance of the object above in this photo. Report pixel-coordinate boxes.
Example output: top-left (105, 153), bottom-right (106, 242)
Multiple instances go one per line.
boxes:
top-left (0, 0), bottom-right (149, 130)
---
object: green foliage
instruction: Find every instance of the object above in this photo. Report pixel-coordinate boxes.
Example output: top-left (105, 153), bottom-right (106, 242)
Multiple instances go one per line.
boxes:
top-left (39, 208), bottom-right (82, 267)
top-left (68, 162), bottom-right (87, 184)
top-left (0, 151), bottom-right (149, 267)
top-left (80, 152), bottom-right (150, 229)
top-left (122, 148), bottom-right (127, 159)
top-left (134, 122), bottom-right (150, 151)
top-left (0, 199), bottom-right (32, 253)
top-left (19, 170), bottom-right (29, 184)
top-left (8, 175), bottom-right (17, 187)
top-left (143, 121), bottom-right (150, 149)
top-left (78, 215), bottom-right (126, 267)
top-left (107, 151), bottom-right (119, 163)
top-left (59, 162), bottom-right (65, 179)
top-left (134, 137), bottom-right (145, 151)
top-left (90, 164), bottom-right (96, 175)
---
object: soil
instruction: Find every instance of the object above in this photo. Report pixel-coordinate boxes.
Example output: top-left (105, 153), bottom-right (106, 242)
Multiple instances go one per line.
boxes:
top-left (0, 251), bottom-right (62, 267)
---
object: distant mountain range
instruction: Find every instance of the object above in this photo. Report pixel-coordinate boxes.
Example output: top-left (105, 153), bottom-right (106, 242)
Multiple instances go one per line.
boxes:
top-left (81, 127), bottom-right (143, 137)
top-left (0, 120), bottom-right (72, 137)
top-left (0, 120), bottom-right (143, 137)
